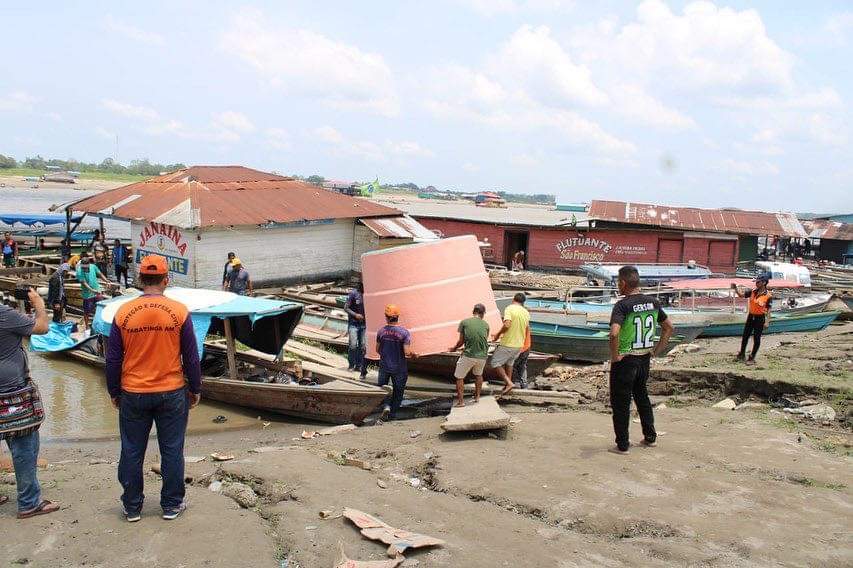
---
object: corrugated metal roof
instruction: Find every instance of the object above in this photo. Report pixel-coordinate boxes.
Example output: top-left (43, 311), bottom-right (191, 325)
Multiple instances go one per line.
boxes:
top-left (802, 219), bottom-right (853, 241)
top-left (69, 166), bottom-right (400, 229)
top-left (361, 215), bottom-right (439, 241)
top-left (393, 199), bottom-right (589, 227)
top-left (588, 200), bottom-right (807, 238)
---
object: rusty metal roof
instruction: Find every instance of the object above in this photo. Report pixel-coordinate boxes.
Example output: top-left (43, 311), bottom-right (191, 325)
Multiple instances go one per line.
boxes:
top-left (588, 200), bottom-right (807, 237)
top-left (802, 219), bottom-right (853, 241)
top-left (360, 215), bottom-right (439, 241)
top-left (69, 166), bottom-right (400, 228)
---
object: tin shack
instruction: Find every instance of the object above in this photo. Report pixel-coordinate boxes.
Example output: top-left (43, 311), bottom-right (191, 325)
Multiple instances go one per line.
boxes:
top-left (69, 166), bottom-right (434, 287)
top-left (403, 199), bottom-right (806, 273)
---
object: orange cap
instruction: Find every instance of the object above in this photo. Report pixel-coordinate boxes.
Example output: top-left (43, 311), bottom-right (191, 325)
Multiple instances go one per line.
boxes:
top-left (384, 304), bottom-right (401, 317)
top-left (139, 255), bottom-right (168, 275)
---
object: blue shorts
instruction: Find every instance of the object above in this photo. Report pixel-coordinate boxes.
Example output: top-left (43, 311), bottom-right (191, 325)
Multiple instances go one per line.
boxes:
top-left (83, 297), bottom-right (98, 315)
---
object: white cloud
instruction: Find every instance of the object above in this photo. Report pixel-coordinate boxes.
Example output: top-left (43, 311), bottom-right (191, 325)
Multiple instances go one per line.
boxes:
top-left (609, 84), bottom-right (695, 130)
top-left (806, 113), bottom-right (848, 147)
top-left (213, 111), bottom-right (255, 133)
top-left (94, 126), bottom-right (115, 140)
top-left (0, 91), bottom-right (36, 112)
top-left (489, 25), bottom-right (607, 107)
top-left (825, 12), bottom-right (853, 43)
top-left (313, 126), bottom-right (433, 162)
top-left (265, 128), bottom-right (291, 151)
top-left (720, 158), bottom-right (779, 177)
top-left (103, 15), bottom-right (165, 46)
top-left (222, 9), bottom-right (398, 116)
top-left (461, 0), bottom-right (574, 16)
top-left (102, 98), bottom-right (160, 121)
top-left (572, 0), bottom-right (794, 94)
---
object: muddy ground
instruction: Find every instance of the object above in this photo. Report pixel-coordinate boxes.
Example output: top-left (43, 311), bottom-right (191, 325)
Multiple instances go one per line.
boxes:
top-left (2, 401), bottom-right (851, 568)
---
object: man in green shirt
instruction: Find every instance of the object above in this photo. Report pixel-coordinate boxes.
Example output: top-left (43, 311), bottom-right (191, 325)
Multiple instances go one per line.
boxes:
top-left (449, 303), bottom-right (490, 407)
top-left (608, 266), bottom-right (674, 454)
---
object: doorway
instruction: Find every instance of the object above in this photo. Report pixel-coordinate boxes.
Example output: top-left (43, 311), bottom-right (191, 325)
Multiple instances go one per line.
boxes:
top-left (504, 230), bottom-right (529, 269)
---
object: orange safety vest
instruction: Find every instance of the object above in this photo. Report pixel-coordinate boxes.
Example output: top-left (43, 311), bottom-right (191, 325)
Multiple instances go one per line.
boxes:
top-left (748, 289), bottom-right (771, 316)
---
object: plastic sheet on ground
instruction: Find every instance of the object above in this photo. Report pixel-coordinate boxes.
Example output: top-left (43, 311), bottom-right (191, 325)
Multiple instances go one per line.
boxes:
top-left (343, 507), bottom-right (445, 558)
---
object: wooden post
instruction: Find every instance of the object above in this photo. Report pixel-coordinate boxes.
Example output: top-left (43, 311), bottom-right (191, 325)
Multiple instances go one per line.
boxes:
top-left (223, 317), bottom-right (238, 380)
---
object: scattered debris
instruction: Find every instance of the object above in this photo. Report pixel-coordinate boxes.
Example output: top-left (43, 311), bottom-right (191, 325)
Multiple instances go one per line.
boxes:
top-left (88, 458), bottom-right (111, 465)
top-left (319, 510), bottom-right (341, 520)
top-left (377, 479), bottom-right (388, 489)
top-left (210, 452), bottom-right (235, 462)
top-left (250, 446), bottom-right (290, 454)
top-left (784, 404), bottom-right (836, 422)
top-left (409, 430), bottom-right (422, 439)
top-left (735, 401), bottom-right (767, 411)
top-left (208, 480), bottom-right (223, 492)
top-left (318, 424), bottom-right (358, 436)
top-left (712, 398), bottom-right (737, 410)
top-left (305, 525), bottom-right (318, 531)
top-left (410, 478), bottom-right (421, 488)
top-left (185, 456), bottom-right (206, 463)
top-left (221, 481), bottom-right (258, 508)
top-left (344, 457), bottom-right (373, 471)
top-left (302, 430), bottom-right (319, 439)
top-left (343, 507), bottom-right (445, 558)
top-left (212, 415), bottom-right (228, 423)
top-left (654, 403), bottom-right (667, 410)
top-left (335, 543), bottom-right (404, 568)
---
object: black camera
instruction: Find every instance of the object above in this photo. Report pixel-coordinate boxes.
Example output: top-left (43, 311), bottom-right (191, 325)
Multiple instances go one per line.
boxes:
top-left (14, 284), bottom-right (32, 311)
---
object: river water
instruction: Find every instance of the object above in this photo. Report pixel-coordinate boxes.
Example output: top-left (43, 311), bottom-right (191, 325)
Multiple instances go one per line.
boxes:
top-left (7, 185), bottom-right (272, 441)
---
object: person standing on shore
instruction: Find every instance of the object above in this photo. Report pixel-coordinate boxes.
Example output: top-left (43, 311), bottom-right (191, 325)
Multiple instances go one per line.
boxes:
top-left (376, 305), bottom-right (416, 420)
top-left (105, 255), bottom-right (201, 522)
top-left (221, 252), bottom-right (236, 289)
top-left (2, 232), bottom-right (18, 267)
top-left (511, 325), bottom-right (532, 389)
top-left (608, 265), bottom-right (673, 455)
top-left (0, 287), bottom-right (60, 518)
top-left (112, 239), bottom-right (130, 287)
top-left (76, 253), bottom-right (104, 331)
top-left (225, 258), bottom-right (252, 296)
top-left (47, 262), bottom-right (70, 323)
top-left (449, 303), bottom-right (490, 407)
top-left (344, 282), bottom-right (367, 379)
top-left (732, 274), bottom-right (772, 365)
top-left (490, 293), bottom-right (530, 396)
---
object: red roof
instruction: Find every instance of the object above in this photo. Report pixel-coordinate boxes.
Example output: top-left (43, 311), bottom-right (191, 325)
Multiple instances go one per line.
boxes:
top-left (802, 219), bottom-right (853, 241)
top-left (588, 200), bottom-right (806, 238)
top-left (70, 166), bottom-right (400, 229)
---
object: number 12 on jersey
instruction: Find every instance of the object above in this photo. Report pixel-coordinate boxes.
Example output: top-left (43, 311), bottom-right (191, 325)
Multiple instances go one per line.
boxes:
top-left (632, 314), bottom-right (656, 349)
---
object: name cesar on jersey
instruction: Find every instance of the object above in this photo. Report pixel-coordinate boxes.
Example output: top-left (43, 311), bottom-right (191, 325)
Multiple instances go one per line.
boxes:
top-left (632, 302), bottom-right (655, 313)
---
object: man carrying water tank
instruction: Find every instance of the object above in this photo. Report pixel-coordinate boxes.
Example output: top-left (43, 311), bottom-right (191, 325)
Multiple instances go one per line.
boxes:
top-left (376, 304), bottom-right (416, 420)
top-left (490, 293), bottom-right (530, 396)
top-left (105, 255), bottom-right (201, 521)
top-left (608, 266), bottom-right (674, 455)
top-left (731, 273), bottom-right (772, 365)
top-left (449, 303), bottom-right (490, 407)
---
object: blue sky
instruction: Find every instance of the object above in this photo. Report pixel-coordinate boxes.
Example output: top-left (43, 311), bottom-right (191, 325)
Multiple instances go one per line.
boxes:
top-left (1, 1), bottom-right (851, 212)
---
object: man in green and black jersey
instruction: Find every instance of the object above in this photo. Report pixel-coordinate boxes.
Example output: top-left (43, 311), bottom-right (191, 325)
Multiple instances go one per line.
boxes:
top-left (608, 266), bottom-right (674, 454)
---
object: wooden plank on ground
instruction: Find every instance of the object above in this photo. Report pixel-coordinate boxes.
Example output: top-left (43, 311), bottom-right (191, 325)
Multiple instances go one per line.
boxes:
top-left (441, 396), bottom-right (511, 432)
top-left (285, 339), bottom-right (349, 368)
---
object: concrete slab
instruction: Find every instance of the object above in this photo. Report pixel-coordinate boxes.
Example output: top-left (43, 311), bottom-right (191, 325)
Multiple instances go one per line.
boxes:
top-left (440, 396), bottom-right (511, 431)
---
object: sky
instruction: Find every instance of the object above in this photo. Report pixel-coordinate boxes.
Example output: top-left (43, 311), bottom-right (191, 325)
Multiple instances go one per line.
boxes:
top-left (1, 1), bottom-right (852, 212)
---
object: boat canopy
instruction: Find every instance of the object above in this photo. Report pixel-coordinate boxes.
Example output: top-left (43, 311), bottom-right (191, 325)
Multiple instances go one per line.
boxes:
top-left (665, 277), bottom-right (803, 290)
top-left (580, 263), bottom-right (712, 285)
top-left (0, 213), bottom-right (84, 226)
top-left (91, 288), bottom-right (304, 357)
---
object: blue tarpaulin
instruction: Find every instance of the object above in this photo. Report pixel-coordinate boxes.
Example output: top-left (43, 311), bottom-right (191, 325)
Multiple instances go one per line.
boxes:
top-left (29, 321), bottom-right (83, 352)
top-left (0, 213), bottom-right (84, 226)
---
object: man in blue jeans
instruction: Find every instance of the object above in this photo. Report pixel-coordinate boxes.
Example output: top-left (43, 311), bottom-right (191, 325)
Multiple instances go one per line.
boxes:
top-left (105, 255), bottom-right (201, 521)
top-left (345, 282), bottom-right (367, 379)
top-left (376, 304), bottom-right (416, 420)
top-left (0, 288), bottom-right (60, 518)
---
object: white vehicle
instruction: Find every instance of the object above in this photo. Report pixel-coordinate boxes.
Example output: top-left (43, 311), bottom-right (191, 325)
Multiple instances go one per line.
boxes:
top-left (755, 261), bottom-right (811, 287)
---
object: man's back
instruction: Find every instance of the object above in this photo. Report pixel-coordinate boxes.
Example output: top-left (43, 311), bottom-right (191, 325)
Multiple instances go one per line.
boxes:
top-left (459, 317), bottom-right (489, 359)
top-left (110, 295), bottom-right (191, 393)
top-left (229, 269), bottom-right (249, 295)
top-left (500, 303), bottom-right (530, 348)
top-left (610, 293), bottom-right (666, 356)
top-left (377, 324), bottom-right (411, 373)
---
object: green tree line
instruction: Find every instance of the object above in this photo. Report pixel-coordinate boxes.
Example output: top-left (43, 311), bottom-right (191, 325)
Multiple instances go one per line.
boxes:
top-left (0, 154), bottom-right (185, 176)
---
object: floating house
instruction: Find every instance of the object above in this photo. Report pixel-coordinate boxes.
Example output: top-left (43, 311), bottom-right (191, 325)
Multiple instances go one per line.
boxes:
top-left (402, 199), bottom-right (806, 273)
top-left (69, 166), bottom-right (435, 287)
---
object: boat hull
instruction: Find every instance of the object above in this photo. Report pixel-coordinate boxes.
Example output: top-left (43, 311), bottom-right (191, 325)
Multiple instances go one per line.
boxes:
top-left (200, 377), bottom-right (386, 425)
top-left (698, 311), bottom-right (841, 337)
top-left (530, 329), bottom-right (683, 363)
top-left (407, 350), bottom-right (558, 381)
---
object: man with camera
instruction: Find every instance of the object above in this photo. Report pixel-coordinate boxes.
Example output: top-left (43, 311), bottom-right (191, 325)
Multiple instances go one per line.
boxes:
top-left (0, 287), bottom-right (60, 517)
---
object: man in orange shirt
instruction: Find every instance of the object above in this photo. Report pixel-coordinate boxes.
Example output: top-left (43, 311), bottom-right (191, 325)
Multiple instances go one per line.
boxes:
top-left (731, 273), bottom-right (772, 365)
top-left (105, 255), bottom-right (201, 522)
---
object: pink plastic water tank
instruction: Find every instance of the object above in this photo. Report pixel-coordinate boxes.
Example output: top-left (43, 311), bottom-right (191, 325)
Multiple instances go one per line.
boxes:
top-left (362, 235), bottom-right (502, 359)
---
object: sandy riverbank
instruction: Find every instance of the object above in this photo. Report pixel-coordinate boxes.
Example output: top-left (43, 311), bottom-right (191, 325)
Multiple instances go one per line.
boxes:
top-left (1, 401), bottom-right (851, 567)
top-left (0, 175), bottom-right (125, 192)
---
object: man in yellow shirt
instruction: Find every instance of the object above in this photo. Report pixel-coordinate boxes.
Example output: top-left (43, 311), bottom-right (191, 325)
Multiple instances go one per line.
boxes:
top-left (490, 293), bottom-right (530, 395)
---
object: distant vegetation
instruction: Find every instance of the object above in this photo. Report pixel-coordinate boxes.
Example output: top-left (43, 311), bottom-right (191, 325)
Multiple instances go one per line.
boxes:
top-left (0, 154), bottom-right (186, 178)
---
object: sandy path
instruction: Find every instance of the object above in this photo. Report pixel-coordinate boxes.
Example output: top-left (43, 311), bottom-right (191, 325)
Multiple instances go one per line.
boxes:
top-left (2, 405), bottom-right (849, 567)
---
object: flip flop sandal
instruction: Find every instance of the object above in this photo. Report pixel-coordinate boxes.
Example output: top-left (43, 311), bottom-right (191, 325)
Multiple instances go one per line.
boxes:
top-left (17, 500), bottom-right (60, 519)
top-left (0, 495), bottom-right (8, 506)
